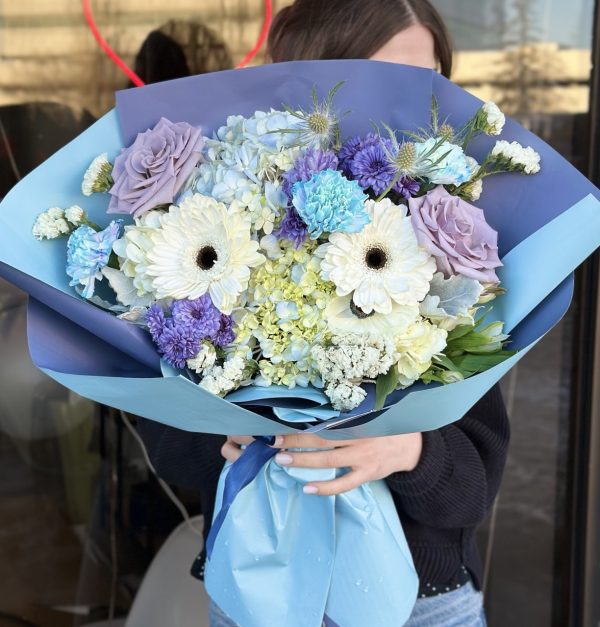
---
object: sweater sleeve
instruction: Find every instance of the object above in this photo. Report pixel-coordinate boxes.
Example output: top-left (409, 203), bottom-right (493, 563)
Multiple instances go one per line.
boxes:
top-left (135, 416), bottom-right (226, 494)
top-left (385, 384), bottom-right (510, 529)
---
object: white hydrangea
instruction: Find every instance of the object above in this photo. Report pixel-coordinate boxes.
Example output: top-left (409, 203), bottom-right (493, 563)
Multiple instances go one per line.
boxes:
top-left (112, 210), bottom-right (163, 297)
top-left (395, 319), bottom-right (448, 388)
top-left (32, 207), bottom-right (71, 240)
top-left (187, 342), bottom-right (217, 375)
top-left (64, 205), bottom-right (85, 226)
top-left (199, 355), bottom-right (248, 396)
top-left (481, 102), bottom-right (506, 135)
top-left (491, 140), bottom-right (541, 174)
top-left (191, 109), bottom-right (301, 233)
top-left (81, 153), bottom-right (113, 196)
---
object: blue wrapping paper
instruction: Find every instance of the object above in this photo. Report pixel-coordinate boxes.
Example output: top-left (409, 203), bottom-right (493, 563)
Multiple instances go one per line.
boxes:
top-left (1, 60), bottom-right (600, 626)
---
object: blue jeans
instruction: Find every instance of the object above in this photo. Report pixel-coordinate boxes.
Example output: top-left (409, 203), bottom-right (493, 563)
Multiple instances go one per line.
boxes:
top-left (208, 582), bottom-right (486, 626)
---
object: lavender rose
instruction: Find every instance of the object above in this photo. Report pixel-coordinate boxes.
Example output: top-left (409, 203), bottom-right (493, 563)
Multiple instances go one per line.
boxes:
top-left (108, 118), bottom-right (203, 218)
top-left (409, 186), bottom-right (502, 283)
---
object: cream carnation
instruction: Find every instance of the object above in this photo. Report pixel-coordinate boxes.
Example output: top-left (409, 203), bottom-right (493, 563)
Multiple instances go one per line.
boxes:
top-left (112, 210), bottom-right (163, 297)
top-left (395, 319), bottom-right (448, 387)
top-left (319, 198), bottom-right (436, 314)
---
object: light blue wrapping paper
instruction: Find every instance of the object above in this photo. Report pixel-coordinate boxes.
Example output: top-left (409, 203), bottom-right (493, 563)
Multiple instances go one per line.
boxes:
top-left (206, 463), bottom-right (417, 627)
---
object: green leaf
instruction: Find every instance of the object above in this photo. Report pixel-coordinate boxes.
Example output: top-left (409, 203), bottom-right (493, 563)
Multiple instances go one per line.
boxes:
top-left (374, 368), bottom-right (400, 411)
top-left (452, 351), bottom-right (517, 375)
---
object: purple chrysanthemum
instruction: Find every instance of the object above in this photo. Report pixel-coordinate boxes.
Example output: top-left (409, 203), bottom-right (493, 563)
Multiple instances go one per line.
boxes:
top-left (282, 148), bottom-right (339, 197)
top-left (394, 177), bottom-right (420, 199)
top-left (215, 314), bottom-right (235, 347)
top-left (146, 304), bottom-right (202, 369)
top-left (155, 320), bottom-right (203, 369)
top-left (146, 304), bottom-right (167, 339)
top-left (172, 295), bottom-right (222, 339)
top-left (350, 141), bottom-right (397, 196)
top-left (338, 133), bottom-right (382, 176)
top-left (277, 207), bottom-right (309, 248)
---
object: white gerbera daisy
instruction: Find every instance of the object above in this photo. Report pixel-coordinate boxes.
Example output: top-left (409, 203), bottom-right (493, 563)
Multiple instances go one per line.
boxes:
top-left (146, 193), bottom-right (265, 313)
top-left (319, 198), bottom-right (436, 315)
top-left (324, 294), bottom-right (419, 336)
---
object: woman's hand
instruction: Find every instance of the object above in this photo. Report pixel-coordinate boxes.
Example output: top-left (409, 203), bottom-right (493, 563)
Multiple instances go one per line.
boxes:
top-left (221, 433), bottom-right (423, 496)
top-left (221, 435), bottom-right (255, 462)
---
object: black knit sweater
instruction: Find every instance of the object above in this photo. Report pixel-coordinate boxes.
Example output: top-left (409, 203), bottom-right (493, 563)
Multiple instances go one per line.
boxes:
top-left (137, 384), bottom-right (509, 593)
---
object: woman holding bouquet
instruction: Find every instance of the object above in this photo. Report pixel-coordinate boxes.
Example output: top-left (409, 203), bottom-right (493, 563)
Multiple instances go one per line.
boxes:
top-left (138, 1), bottom-right (508, 625)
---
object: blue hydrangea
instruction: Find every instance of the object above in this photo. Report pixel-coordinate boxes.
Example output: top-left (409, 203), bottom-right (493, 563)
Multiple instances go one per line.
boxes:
top-left (291, 169), bottom-right (369, 239)
top-left (66, 220), bottom-right (123, 298)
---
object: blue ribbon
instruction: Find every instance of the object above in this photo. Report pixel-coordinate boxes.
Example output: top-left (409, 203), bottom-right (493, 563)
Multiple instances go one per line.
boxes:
top-left (206, 436), bottom-right (277, 559)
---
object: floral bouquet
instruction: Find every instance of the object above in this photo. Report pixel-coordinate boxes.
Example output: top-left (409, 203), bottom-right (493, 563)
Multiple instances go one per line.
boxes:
top-left (1, 60), bottom-right (600, 627)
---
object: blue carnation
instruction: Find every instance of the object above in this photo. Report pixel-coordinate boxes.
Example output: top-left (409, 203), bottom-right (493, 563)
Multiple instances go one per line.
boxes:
top-left (414, 138), bottom-right (473, 185)
top-left (66, 220), bottom-right (123, 298)
top-left (291, 169), bottom-right (369, 239)
top-left (282, 148), bottom-right (339, 197)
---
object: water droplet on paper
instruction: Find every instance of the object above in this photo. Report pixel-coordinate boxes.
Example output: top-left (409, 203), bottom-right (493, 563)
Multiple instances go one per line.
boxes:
top-left (363, 586), bottom-right (369, 593)
top-left (354, 579), bottom-right (363, 587)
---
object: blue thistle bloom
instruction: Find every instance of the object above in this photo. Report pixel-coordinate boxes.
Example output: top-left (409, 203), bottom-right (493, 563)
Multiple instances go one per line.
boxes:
top-left (277, 207), bottom-right (309, 248)
top-left (66, 220), bottom-right (123, 298)
top-left (282, 148), bottom-right (339, 197)
top-left (292, 169), bottom-right (369, 239)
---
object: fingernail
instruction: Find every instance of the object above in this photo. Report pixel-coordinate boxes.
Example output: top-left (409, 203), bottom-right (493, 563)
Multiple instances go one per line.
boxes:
top-left (272, 436), bottom-right (284, 448)
top-left (275, 453), bottom-right (293, 466)
top-left (303, 485), bottom-right (318, 495)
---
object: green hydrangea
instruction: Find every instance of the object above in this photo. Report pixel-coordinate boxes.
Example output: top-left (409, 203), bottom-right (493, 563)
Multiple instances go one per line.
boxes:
top-left (233, 240), bottom-right (335, 387)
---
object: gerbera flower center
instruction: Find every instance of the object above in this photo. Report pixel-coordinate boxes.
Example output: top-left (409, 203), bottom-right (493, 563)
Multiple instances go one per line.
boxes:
top-left (365, 246), bottom-right (388, 271)
top-left (196, 245), bottom-right (218, 271)
top-left (350, 299), bottom-right (375, 319)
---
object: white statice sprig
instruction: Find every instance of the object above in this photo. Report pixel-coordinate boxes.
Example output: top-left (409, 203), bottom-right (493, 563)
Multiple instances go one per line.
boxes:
top-left (82, 153), bottom-right (114, 196)
top-left (489, 140), bottom-right (541, 174)
top-left (32, 207), bottom-right (71, 240)
top-left (187, 342), bottom-right (217, 375)
top-left (312, 333), bottom-right (397, 411)
top-left (33, 204), bottom-right (100, 241)
top-left (199, 355), bottom-right (255, 396)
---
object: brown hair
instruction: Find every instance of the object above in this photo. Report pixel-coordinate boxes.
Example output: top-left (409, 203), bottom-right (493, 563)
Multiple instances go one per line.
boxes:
top-left (268, 0), bottom-right (453, 78)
